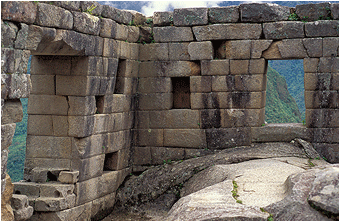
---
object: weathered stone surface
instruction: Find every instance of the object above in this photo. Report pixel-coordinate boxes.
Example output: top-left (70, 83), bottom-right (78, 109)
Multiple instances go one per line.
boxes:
top-left (56, 76), bottom-right (105, 96)
top-left (103, 38), bottom-right (119, 58)
top-left (138, 77), bottom-right (171, 93)
top-left (1, 21), bottom-right (17, 48)
top-left (303, 38), bottom-right (323, 57)
top-left (188, 41), bottom-right (213, 60)
top-left (164, 129), bottom-right (207, 148)
top-left (230, 60), bottom-right (249, 74)
top-left (208, 6), bottom-right (239, 23)
top-left (296, 2), bottom-right (331, 22)
top-left (1, 1), bottom-right (37, 24)
top-left (1, 74), bottom-right (31, 99)
top-left (323, 37), bottom-right (339, 57)
top-left (305, 90), bottom-right (338, 109)
top-left (263, 21), bottom-right (305, 39)
top-left (1, 48), bottom-right (30, 74)
top-left (26, 136), bottom-right (71, 159)
top-left (309, 128), bottom-right (339, 144)
top-left (91, 192), bottom-right (116, 220)
top-left (313, 143), bottom-right (339, 164)
top-left (80, 1), bottom-right (103, 16)
top-left (193, 24), bottom-right (262, 41)
top-left (100, 18), bottom-right (117, 38)
top-left (153, 26), bottom-right (194, 42)
top-left (190, 76), bottom-right (211, 93)
top-left (173, 8), bottom-right (208, 26)
top-left (71, 154), bottom-right (105, 181)
top-left (149, 109), bottom-right (200, 129)
top-left (222, 108), bottom-right (265, 127)
top-left (133, 129), bottom-right (164, 147)
top-left (212, 74), bottom-right (266, 92)
top-left (252, 123), bottom-right (310, 142)
top-left (262, 41), bottom-right (283, 59)
top-left (305, 73), bottom-right (338, 91)
top-left (303, 58), bottom-right (319, 73)
top-left (150, 147), bottom-right (185, 165)
top-left (206, 127), bottom-right (251, 149)
top-left (53, 1), bottom-right (81, 11)
top-left (306, 109), bottom-right (339, 128)
top-left (14, 23), bottom-right (29, 49)
top-left (153, 11), bottom-right (173, 26)
top-left (102, 5), bottom-right (133, 25)
top-left (139, 26), bottom-right (153, 44)
top-left (139, 43), bottom-right (169, 61)
top-left (133, 147), bottom-right (151, 166)
top-left (58, 171), bottom-right (79, 184)
top-left (331, 3), bottom-right (339, 20)
top-left (1, 174), bottom-right (14, 221)
top-left (36, 3), bottom-right (73, 29)
top-left (305, 20), bottom-right (339, 37)
top-left (139, 61), bottom-right (200, 78)
top-left (277, 39), bottom-right (308, 59)
top-left (318, 57), bottom-right (339, 73)
top-left (35, 195), bottom-right (76, 212)
top-left (201, 59), bottom-right (229, 75)
top-left (167, 180), bottom-right (269, 221)
top-left (72, 11), bottom-right (100, 35)
top-left (225, 40), bottom-right (251, 59)
top-left (27, 95), bottom-right (68, 115)
top-left (169, 42), bottom-right (190, 60)
top-left (1, 99), bottom-right (23, 124)
top-left (68, 115), bottom-right (95, 137)
top-left (240, 3), bottom-right (290, 22)
top-left (67, 96), bottom-right (96, 116)
top-left (11, 194), bottom-right (33, 221)
top-left (127, 26), bottom-right (139, 43)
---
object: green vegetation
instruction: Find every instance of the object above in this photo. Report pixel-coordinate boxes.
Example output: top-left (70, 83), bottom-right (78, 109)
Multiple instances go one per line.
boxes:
top-left (288, 13), bottom-right (299, 21)
top-left (84, 4), bottom-right (97, 14)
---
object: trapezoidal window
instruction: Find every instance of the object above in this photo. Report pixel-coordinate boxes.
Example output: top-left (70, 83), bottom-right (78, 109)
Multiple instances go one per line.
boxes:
top-left (172, 77), bottom-right (191, 109)
top-left (265, 60), bottom-right (305, 124)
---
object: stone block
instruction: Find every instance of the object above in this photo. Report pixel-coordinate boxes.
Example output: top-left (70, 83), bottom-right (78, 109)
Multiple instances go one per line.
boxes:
top-left (138, 77), bottom-right (171, 93)
top-left (72, 134), bottom-right (105, 159)
top-left (130, 11), bottom-right (146, 26)
top-left (1, 48), bottom-right (30, 74)
top-left (130, 43), bottom-right (139, 60)
top-left (93, 114), bottom-right (114, 134)
top-left (323, 37), bottom-right (339, 57)
top-left (225, 40), bottom-right (251, 59)
top-left (36, 3), bottom-right (73, 29)
top-left (71, 56), bottom-right (104, 76)
top-left (15, 23), bottom-right (28, 49)
top-left (212, 74), bottom-right (266, 92)
top-left (40, 183), bottom-right (75, 198)
top-left (251, 123), bottom-right (310, 142)
top-left (27, 95), bottom-right (68, 115)
top-left (100, 18), bottom-right (117, 38)
top-left (117, 60), bottom-right (139, 78)
top-left (193, 24), bottom-right (262, 41)
top-left (24, 25), bottom-right (57, 52)
top-left (149, 109), bottom-right (200, 129)
top-left (313, 143), bottom-right (339, 164)
top-left (133, 147), bottom-right (151, 165)
top-left (201, 60), bottom-right (229, 75)
top-left (103, 58), bottom-right (119, 78)
top-left (11, 194), bottom-right (34, 221)
top-left (249, 59), bottom-right (267, 74)
top-left (1, 74), bottom-right (31, 100)
top-left (305, 91), bottom-right (338, 109)
top-left (1, 1), bottom-right (37, 24)
top-left (80, 1), bottom-right (103, 16)
top-left (114, 77), bottom-right (137, 94)
top-left (102, 6), bottom-right (133, 25)
top-left (153, 11), bottom-right (173, 26)
top-left (188, 41), bottom-right (213, 60)
top-left (114, 24), bottom-right (128, 41)
top-left (251, 40), bottom-right (273, 58)
top-left (25, 136), bottom-right (72, 159)
top-left (190, 93), bottom-right (215, 109)
top-left (150, 147), bottom-right (185, 165)
top-left (71, 155), bottom-right (105, 182)
top-left (304, 73), bottom-right (338, 91)
top-left (139, 26), bottom-right (153, 44)
top-left (169, 43), bottom-right (190, 61)
top-left (30, 55), bottom-right (70, 75)
top-left (1, 99), bottom-right (23, 124)
top-left (164, 129), bottom-right (207, 148)
top-left (138, 93), bottom-right (173, 110)
top-left (222, 108), bottom-right (265, 127)
top-left (190, 76), bottom-right (212, 93)
top-left (277, 39), bottom-right (308, 59)
top-left (53, 1), bottom-right (81, 11)
top-left (139, 61), bottom-right (200, 77)
top-left (303, 58), bottom-right (319, 73)
top-left (331, 3), bottom-right (339, 20)
top-left (139, 43), bottom-right (169, 61)
top-left (318, 57), bottom-right (339, 73)
top-left (173, 8), bottom-right (208, 26)
top-left (106, 130), bottom-right (130, 153)
top-left (127, 26), bottom-right (140, 43)
top-left (208, 6), bottom-right (239, 23)
top-left (119, 41), bottom-right (131, 59)
top-left (211, 92), bottom-right (265, 109)
top-left (56, 76), bottom-right (103, 96)
top-left (98, 94), bottom-right (131, 114)
top-left (58, 171), bottom-right (79, 184)
top-left (240, 3), bottom-right (290, 22)
top-left (296, 2), bottom-right (331, 22)
top-left (67, 96), bottom-right (96, 116)
top-left (262, 41), bottom-right (283, 60)
top-left (1, 21), bottom-right (17, 48)
top-left (1, 123), bottom-right (16, 150)
top-left (30, 75), bottom-right (55, 95)
top-left (263, 21), bottom-right (304, 39)
top-left (98, 171), bottom-right (119, 196)
top-left (35, 195), bottom-right (76, 212)
top-left (134, 129), bottom-right (164, 147)
top-left (13, 182), bottom-right (40, 198)
top-left (309, 128), bottom-right (339, 143)
top-left (91, 192), bottom-right (116, 221)
top-left (306, 109), bottom-right (339, 128)
top-left (206, 127), bottom-right (251, 149)
top-left (104, 149), bottom-right (129, 171)
top-left (24, 159), bottom-right (71, 181)
top-left (303, 38), bottom-right (323, 58)
top-left (68, 115), bottom-right (94, 137)
top-left (153, 26), bottom-right (194, 42)
top-left (230, 60), bottom-right (249, 75)
top-left (73, 12), bottom-right (100, 35)
top-left (27, 115), bottom-right (67, 136)
top-left (103, 38), bottom-right (119, 58)
top-left (199, 109), bottom-right (222, 129)
top-left (305, 20), bottom-right (339, 37)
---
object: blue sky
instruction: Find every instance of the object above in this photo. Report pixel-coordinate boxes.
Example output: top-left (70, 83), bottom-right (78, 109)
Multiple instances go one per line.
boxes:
top-left (98, 1), bottom-right (332, 16)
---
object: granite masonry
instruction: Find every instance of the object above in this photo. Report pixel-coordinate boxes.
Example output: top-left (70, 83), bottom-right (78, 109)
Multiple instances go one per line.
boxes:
top-left (1, 1), bottom-right (339, 220)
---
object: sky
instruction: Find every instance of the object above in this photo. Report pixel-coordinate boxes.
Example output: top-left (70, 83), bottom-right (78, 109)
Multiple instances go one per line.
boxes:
top-left (98, 1), bottom-right (332, 16)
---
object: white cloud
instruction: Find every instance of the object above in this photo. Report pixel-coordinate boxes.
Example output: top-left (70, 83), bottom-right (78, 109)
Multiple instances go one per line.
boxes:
top-left (141, 1), bottom-right (222, 16)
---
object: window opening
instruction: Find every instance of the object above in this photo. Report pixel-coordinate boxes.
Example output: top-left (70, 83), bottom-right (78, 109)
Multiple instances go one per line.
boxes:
top-left (172, 77), bottom-right (191, 109)
top-left (103, 152), bottom-right (118, 171)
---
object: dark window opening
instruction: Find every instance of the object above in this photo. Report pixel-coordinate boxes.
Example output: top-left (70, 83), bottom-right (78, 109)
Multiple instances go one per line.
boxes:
top-left (103, 152), bottom-right (118, 171)
top-left (265, 60), bottom-right (305, 124)
top-left (212, 40), bottom-right (226, 59)
top-left (172, 77), bottom-right (191, 109)
top-left (114, 59), bottom-right (125, 94)
top-left (47, 171), bottom-right (58, 181)
top-left (95, 96), bottom-right (104, 114)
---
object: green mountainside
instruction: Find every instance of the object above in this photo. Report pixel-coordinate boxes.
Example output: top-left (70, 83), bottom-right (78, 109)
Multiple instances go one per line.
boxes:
top-left (7, 64), bottom-right (303, 182)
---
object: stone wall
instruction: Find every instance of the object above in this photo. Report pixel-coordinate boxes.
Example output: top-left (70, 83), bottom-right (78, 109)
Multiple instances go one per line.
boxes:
top-left (1, 1), bottom-right (339, 220)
